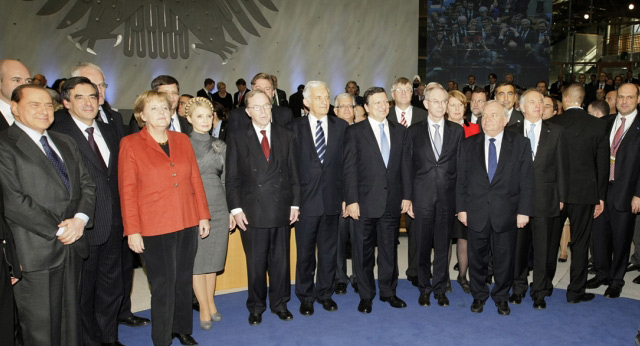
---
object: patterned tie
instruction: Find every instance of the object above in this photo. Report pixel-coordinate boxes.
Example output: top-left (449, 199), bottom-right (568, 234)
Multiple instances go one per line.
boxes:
top-left (432, 124), bottom-right (442, 160)
top-left (86, 127), bottom-right (107, 169)
top-left (315, 120), bottom-right (326, 163)
top-left (40, 135), bottom-right (70, 192)
top-left (400, 111), bottom-right (408, 127)
top-left (169, 117), bottom-right (176, 131)
top-left (488, 138), bottom-right (497, 183)
top-left (527, 123), bottom-right (536, 159)
top-left (380, 123), bottom-right (390, 167)
top-left (610, 117), bottom-right (626, 181)
top-left (260, 130), bottom-right (270, 162)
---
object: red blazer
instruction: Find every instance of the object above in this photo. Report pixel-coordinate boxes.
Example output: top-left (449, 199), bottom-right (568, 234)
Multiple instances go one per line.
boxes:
top-left (119, 128), bottom-right (210, 237)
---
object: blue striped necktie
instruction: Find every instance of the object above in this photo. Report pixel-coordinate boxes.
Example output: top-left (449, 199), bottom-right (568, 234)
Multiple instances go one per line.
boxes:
top-left (40, 135), bottom-right (70, 192)
top-left (315, 120), bottom-right (326, 163)
top-left (488, 138), bottom-right (497, 183)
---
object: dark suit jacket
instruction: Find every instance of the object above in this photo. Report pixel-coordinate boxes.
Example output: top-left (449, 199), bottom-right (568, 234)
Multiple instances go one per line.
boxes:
top-left (227, 106), bottom-right (293, 134)
top-left (225, 122), bottom-right (300, 228)
top-left (288, 91), bottom-right (305, 117)
top-left (606, 114), bottom-right (640, 211)
top-left (475, 109), bottom-right (522, 131)
top-left (0, 111), bottom-right (9, 132)
top-left (484, 84), bottom-right (496, 100)
top-left (233, 89), bottom-right (250, 108)
top-left (387, 106), bottom-right (428, 126)
top-left (549, 107), bottom-right (609, 204)
top-left (408, 119), bottom-right (464, 211)
top-left (275, 89), bottom-right (288, 108)
top-left (212, 92), bottom-right (233, 110)
top-left (213, 119), bottom-right (228, 141)
top-left (0, 124), bottom-right (96, 271)
top-left (197, 88), bottom-right (213, 102)
top-left (102, 104), bottom-right (126, 138)
top-left (456, 131), bottom-right (535, 233)
top-left (506, 120), bottom-right (569, 217)
top-left (343, 120), bottom-right (411, 218)
top-left (411, 95), bottom-right (426, 110)
top-left (50, 110), bottom-right (122, 246)
top-left (290, 116), bottom-right (348, 217)
top-left (0, 186), bottom-right (21, 280)
top-left (128, 113), bottom-right (192, 135)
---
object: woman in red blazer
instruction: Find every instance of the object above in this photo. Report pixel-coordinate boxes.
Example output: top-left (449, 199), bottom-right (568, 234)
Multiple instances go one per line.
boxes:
top-left (119, 90), bottom-right (210, 346)
top-left (446, 90), bottom-right (481, 295)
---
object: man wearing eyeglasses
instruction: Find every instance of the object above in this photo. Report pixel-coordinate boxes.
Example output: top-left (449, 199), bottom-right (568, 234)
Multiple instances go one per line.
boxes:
top-left (344, 87), bottom-right (412, 313)
top-left (387, 77), bottom-right (428, 287)
top-left (0, 59), bottom-right (32, 131)
top-left (226, 89), bottom-right (300, 326)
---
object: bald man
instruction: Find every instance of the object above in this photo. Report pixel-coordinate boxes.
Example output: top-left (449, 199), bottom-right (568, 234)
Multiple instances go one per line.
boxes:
top-left (0, 59), bottom-right (32, 131)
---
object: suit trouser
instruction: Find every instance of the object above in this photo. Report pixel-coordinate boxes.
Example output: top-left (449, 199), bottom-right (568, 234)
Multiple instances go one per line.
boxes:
top-left (414, 207), bottom-right (453, 295)
top-left (630, 217), bottom-right (640, 266)
top-left (118, 237), bottom-right (135, 320)
top-left (0, 256), bottom-right (15, 346)
top-left (142, 227), bottom-right (197, 346)
top-left (468, 224), bottom-right (517, 303)
top-left (512, 217), bottom-right (553, 299)
top-left (240, 226), bottom-right (291, 314)
top-left (353, 210), bottom-right (400, 300)
top-left (81, 228), bottom-right (124, 345)
top-left (295, 214), bottom-right (338, 303)
top-left (336, 216), bottom-right (357, 285)
top-left (545, 215), bottom-right (566, 292)
top-left (556, 204), bottom-right (595, 300)
top-left (404, 216), bottom-right (418, 278)
top-left (13, 249), bottom-right (83, 346)
top-left (592, 189), bottom-right (638, 289)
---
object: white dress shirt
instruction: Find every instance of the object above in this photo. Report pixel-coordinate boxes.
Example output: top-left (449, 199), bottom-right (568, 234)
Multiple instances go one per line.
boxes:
top-left (71, 116), bottom-right (111, 166)
top-left (170, 113), bottom-right (181, 132)
top-left (367, 116), bottom-right (390, 152)
top-left (308, 113), bottom-right (328, 144)
top-left (98, 105), bottom-right (110, 124)
top-left (471, 114), bottom-right (480, 124)
top-left (523, 118), bottom-right (542, 158)
top-left (484, 131), bottom-right (504, 171)
top-left (0, 99), bottom-right (15, 125)
top-left (610, 109), bottom-right (637, 145)
top-left (395, 105), bottom-right (413, 126)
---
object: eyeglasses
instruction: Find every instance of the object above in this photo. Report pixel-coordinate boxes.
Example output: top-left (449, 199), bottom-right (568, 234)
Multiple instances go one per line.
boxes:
top-left (249, 104), bottom-right (273, 112)
top-left (393, 87), bottom-right (412, 94)
top-left (428, 99), bottom-right (448, 106)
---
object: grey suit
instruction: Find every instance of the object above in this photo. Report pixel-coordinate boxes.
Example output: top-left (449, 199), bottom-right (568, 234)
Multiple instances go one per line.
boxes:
top-left (0, 124), bottom-right (95, 346)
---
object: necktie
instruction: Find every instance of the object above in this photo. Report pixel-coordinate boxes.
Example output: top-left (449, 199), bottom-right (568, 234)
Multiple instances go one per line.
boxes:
top-left (40, 135), bottom-right (70, 192)
top-left (488, 138), bottom-right (497, 183)
top-left (260, 130), bottom-right (270, 162)
top-left (433, 124), bottom-right (442, 160)
top-left (379, 123), bottom-right (390, 167)
top-left (400, 111), bottom-right (408, 127)
top-left (238, 91), bottom-right (244, 106)
top-left (315, 120), bottom-right (326, 163)
top-left (169, 117), bottom-right (176, 131)
top-left (86, 127), bottom-right (107, 169)
top-left (527, 123), bottom-right (536, 158)
top-left (610, 117), bottom-right (626, 181)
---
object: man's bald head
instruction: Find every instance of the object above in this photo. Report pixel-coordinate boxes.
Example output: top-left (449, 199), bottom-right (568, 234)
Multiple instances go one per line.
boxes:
top-left (562, 84), bottom-right (585, 109)
top-left (0, 59), bottom-right (32, 103)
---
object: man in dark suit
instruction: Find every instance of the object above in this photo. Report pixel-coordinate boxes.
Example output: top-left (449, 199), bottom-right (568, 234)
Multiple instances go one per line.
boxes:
top-left (50, 77), bottom-right (125, 346)
top-left (456, 100), bottom-right (535, 315)
top-left (589, 83), bottom-right (640, 298)
top-left (0, 59), bottom-right (32, 131)
top-left (225, 90), bottom-right (300, 326)
top-left (290, 81), bottom-right (348, 316)
top-left (506, 90), bottom-right (569, 310)
top-left (495, 82), bottom-right (524, 126)
top-left (549, 74), bottom-right (564, 100)
top-left (344, 87), bottom-right (412, 313)
top-left (625, 70), bottom-right (639, 85)
top-left (409, 86), bottom-right (464, 307)
top-left (233, 78), bottom-right (249, 108)
top-left (227, 73), bottom-right (293, 133)
top-left (387, 77), bottom-right (428, 286)
top-left (485, 73), bottom-right (498, 100)
top-left (0, 84), bottom-right (96, 346)
top-left (272, 75), bottom-right (289, 108)
top-left (130, 75), bottom-right (192, 135)
top-left (71, 62), bottom-right (126, 138)
top-left (0, 185), bottom-right (21, 346)
top-left (411, 84), bottom-right (426, 110)
top-left (196, 78), bottom-right (215, 102)
top-left (548, 83), bottom-right (609, 303)
top-left (462, 75), bottom-right (480, 93)
top-left (289, 84), bottom-right (306, 117)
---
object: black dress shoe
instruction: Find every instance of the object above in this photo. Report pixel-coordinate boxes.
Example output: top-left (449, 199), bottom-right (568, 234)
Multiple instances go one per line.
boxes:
top-left (453, 263), bottom-right (459, 271)
top-left (418, 292), bottom-right (431, 306)
top-left (380, 295), bottom-right (407, 308)
top-left (496, 301), bottom-right (510, 316)
top-left (335, 282), bottom-right (347, 295)
top-left (557, 257), bottom-right (567, 263)
top-left (586, 277), bottom-right (609, 289)
top-left (358, 299), bottom-right (372, 313)
top-left (101, 342), bottom-right (125, 346)
top-left (171, 333), bottom-right (198, 345)
top-left (634, 274), bottom-right (640, 284)
top-left (470, 299), bottom-right (485, 313)
top-left (248, 313), bottom-right (262, 325)
top-left (192, 301), bottom-right (200, 312)
top-left (457, 276), bottom-right (471, 294)
top-left (446, 279), bottom-right (452, 293)
top-left (485, 275), bottom-right (493, 284)
top-left (407, 276), bottom-right (419, 287)
top-left (273, 309), bottom-right (294, 321)
top-left (118, 315), bottom-right (150, 327)
top-left (508, 293), bottom-right (523, 304)
top-left (604, 286), bottom-right (621, 298)
top-left (318, 298), bottom-right (338, 311)
top-left (434, 293), bottom-right (449, 307)
top-left (299, 301), bottom-right (314, 316)
top-left (627, 263), bottom-right (640, 272)
top-left (533, 297), bottom-right (546, 310)
top-left (567, 293), bottom-right (595, 304)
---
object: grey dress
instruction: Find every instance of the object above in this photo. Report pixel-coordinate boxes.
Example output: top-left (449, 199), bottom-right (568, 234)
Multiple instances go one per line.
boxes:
top-left (190, 131), bottom-right (229, 274)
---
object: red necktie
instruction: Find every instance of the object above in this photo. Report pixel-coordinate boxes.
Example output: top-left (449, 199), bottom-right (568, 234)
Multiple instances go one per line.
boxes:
top-left (260, 130), bottom-right (270, 162)
top-left (609, 117), bottom-right (626, 181)
top-left (238, 91), bottom-right (244, 105)
top-left (400, 112), bottom-right (408, 127)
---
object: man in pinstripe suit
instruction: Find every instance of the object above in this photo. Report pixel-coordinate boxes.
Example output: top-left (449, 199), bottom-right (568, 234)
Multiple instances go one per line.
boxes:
top-left (50, 77), bottom-right (125, 346)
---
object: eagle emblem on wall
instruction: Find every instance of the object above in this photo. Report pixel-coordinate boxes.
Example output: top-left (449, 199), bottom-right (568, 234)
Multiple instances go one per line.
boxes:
top-left (30, 0), bottom-right (278, 60)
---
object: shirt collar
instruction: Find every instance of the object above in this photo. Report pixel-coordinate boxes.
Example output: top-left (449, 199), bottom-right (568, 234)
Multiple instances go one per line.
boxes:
top-left (15, 120), bottom-right (51, 143)
top-left (367, 116), bottom-right (388, 127)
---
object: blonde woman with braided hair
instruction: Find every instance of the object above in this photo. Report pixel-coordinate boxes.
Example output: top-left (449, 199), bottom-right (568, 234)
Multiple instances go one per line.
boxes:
top-left (186, 97), bottom-right (235, 330)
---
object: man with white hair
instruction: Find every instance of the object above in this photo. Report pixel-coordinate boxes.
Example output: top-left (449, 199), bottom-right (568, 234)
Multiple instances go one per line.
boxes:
top-left (291, 81), bottom-right (348, 316)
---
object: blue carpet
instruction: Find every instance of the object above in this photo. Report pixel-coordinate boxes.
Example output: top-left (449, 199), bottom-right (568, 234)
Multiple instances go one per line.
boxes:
top-left (119, 280), bottom-right (640, 345)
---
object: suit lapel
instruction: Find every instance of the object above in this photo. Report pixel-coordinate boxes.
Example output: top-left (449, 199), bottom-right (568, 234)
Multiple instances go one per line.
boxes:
top-left (363, 121), bottom-right (386, 168)
top-left (619, 114), bottom-right (640, 152)
top-left (388, 121), bottom-right (401, 167)
top-left (535, 121), bottom-right (552, 166)
top-left (493, 132), bottom-right (513, 183)
top-left (325, 116), bottom-right (340, 166)
top-left (61, 114), bottom-right (108, 173)
top-left (96, 121), bottom-right (118, 175)
top-left (50, 134), bottom-right (78, 195)
top-left (423, 121), bottom-right (437, 162)
top-left (245, 124), bottom-right (269, 170)
top-left (474, 134), bottom-right (488, 181)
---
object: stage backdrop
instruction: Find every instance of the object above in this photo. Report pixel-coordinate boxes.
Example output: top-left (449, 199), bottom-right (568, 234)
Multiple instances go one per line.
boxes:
top-left (423, 0), bottom-right (552, 89)
top-left (1, 0), bottom-right (419, 109)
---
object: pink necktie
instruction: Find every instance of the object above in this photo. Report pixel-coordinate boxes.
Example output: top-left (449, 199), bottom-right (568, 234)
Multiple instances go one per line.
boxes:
top-left (609, 117), bottom-right (626, 181)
